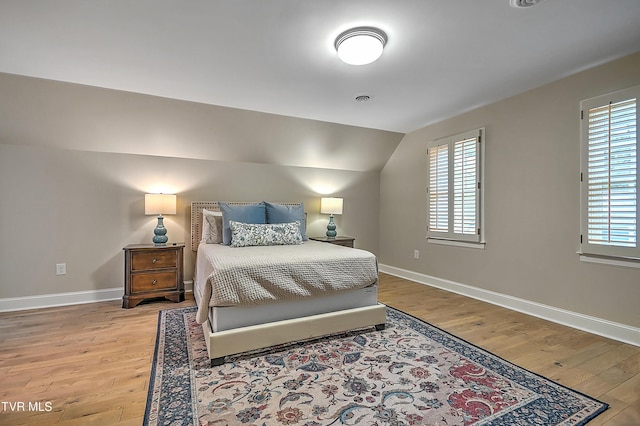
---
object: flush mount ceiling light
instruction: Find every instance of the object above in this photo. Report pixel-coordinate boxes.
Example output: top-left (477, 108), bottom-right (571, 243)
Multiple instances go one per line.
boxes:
top-left (335, 27), bottom-right (387, 65)
top-left (510, 0), bottom-right (546, 7)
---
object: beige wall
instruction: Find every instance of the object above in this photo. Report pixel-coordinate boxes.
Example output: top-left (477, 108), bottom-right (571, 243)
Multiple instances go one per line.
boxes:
top-left (0, 73), bottom-right (403, 172)
top-left (379, 52), bottom-right (640, 328)
top-left (0, 75), bottom-right (392, 299)
top-left (0, 145), bottom-right (381, 299)
top-left (2, 53), bottom-right (639, 330)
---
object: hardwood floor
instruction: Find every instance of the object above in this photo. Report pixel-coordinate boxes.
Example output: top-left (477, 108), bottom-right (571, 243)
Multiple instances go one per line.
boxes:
top-left (0, 273), bottom-right (638, 425)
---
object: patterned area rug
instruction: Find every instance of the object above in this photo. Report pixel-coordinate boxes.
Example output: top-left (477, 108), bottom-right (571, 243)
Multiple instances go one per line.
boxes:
top-left (144, 306), bottom-right (608, 425)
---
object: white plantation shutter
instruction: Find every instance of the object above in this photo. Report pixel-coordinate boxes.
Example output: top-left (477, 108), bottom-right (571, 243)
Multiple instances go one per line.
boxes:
top-left (581, 86), bottom-right (639, 259)
top-left (429, 144), bottom-right (449, 233)
top-left (587, 100), bottom-right (636, 246)
top-left (454, 136), bottom-right (478, 235)
top-left (427, 128), bottom-right (483, 243)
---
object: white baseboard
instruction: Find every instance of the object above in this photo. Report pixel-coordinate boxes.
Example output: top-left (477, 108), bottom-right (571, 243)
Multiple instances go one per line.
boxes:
top-left (0, 280), bottom-right (194, 313)
top-left (0, 288), bottom-right (123, 312)
top-left (379, 264), bottom-right (640, 347)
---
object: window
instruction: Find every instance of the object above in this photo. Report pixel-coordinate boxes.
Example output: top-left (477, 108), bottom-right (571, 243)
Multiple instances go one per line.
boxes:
top-left (427, 128), bottom-right (484, 245)
top-left (580, 86), bottom-right (639, 260)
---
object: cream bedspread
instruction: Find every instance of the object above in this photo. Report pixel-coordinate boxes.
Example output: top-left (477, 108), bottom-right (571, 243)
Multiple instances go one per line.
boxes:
top-left (195, 241), bottom-right (378, 324)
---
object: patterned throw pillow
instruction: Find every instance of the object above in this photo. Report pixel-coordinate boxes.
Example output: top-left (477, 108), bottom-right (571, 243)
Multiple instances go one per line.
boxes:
top-left (230, 221), bottom-right (303, 247)
top-left (219, 202), bottom-right (266, 245)
top-left (264, 202), bottom-right (307, 240)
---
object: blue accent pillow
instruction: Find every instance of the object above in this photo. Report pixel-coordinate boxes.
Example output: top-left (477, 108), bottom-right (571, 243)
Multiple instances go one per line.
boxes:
top-left (219, 202), bottom-right (266, 245)
top-left (264, 202), bottom-right (307, 240)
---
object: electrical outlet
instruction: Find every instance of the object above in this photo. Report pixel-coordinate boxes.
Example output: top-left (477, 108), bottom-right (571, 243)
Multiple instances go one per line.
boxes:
top-left (56, 263), bottom-right (67, 275)
top-left (413, 250), bottom-right (420, 259)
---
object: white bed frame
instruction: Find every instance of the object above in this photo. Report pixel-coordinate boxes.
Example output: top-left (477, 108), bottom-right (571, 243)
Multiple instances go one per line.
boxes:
top-left (190, 201), bottom-right (387, 366)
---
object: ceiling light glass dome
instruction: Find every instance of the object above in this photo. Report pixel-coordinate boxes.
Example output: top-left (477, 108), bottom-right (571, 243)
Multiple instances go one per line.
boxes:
top-left (335, 27), bottom-right (387, 66)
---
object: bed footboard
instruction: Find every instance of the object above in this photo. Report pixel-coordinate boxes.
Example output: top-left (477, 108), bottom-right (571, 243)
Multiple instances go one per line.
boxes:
top-left (201, 304), bottom-right (387, 366)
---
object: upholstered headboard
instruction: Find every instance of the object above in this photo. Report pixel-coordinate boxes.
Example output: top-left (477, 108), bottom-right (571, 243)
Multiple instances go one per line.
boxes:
top-left (190, 201), bottom-right (306, 251)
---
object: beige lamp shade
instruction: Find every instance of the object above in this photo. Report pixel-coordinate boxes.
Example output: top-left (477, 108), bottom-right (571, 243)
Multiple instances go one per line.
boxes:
top-left (320, 197), bottom-right (343, 215)
top-left (145, 194), bottom-right (177, 215)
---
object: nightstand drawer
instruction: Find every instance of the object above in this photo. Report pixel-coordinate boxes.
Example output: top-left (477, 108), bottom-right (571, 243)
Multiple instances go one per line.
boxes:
top-left (308, 236), bottom-right (355, 248)
top-left (332, 240), bottom-right (354, 247)
top-left (131, 271), bottom-right (177, 292)
top-left (131, 250), bottom-right (177, 271)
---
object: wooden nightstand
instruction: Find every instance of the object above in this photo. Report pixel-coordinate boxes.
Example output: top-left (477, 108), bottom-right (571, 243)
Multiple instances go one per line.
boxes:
top-left (122, 243), bottom-right (185, 308)
top-left (309, 236), bottom-right (355, 248)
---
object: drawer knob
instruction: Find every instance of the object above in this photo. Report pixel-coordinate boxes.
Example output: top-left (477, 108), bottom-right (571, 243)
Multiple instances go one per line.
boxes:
top-left (152, 258), bottom-right (157, 263)
top-left (152, 279), bottom-right (157, 285)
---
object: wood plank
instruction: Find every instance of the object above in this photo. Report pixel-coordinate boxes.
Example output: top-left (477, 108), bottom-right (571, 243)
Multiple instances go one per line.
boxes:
top-left (0, 274), bottom-right (637, 425)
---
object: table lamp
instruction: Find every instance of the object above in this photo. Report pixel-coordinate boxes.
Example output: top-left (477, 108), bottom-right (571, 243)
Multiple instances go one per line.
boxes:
top-left (320, 197), bottom-right (343, 239)
top-left (145, 193), bottom-right (177, 246)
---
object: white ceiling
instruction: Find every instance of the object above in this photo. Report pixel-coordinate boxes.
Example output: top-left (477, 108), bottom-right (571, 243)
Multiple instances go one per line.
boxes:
top-left (1, 0), bottom-right (639, 133)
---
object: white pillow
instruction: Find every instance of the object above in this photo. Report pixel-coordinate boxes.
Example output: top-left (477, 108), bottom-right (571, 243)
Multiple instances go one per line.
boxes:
top-left (201, 209), bottom-right (223, 244)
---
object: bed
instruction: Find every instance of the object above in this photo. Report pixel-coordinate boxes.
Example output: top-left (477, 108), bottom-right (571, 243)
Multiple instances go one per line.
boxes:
top-left (190, 201), bottom-right (387, 366)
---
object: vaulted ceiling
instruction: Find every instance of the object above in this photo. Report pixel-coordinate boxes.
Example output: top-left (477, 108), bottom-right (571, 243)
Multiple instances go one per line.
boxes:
top-left (1, 0), bottom-right (639, 133)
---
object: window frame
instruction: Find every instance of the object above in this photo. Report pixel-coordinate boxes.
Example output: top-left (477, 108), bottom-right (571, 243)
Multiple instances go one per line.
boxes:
top-left (580, 85), bottom-right (640, 261)
top-left (426, 128), bottom-right (485, 246)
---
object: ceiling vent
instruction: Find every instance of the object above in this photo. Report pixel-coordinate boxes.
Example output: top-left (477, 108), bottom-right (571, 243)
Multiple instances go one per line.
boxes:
top-left (510, 0), bottom-right (546, 7)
